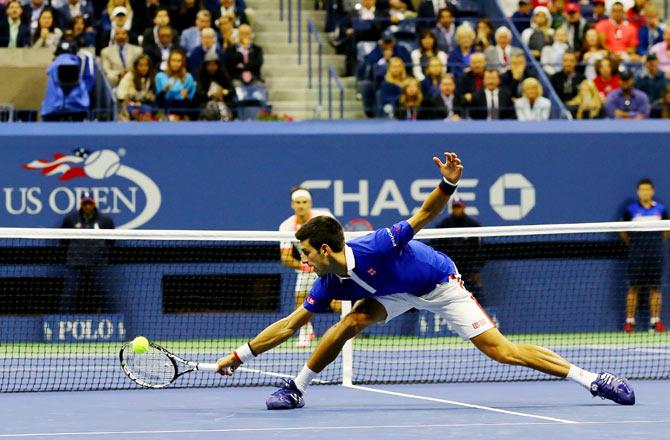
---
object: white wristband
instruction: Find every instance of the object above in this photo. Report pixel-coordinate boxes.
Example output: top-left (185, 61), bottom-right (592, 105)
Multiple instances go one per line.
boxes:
top-left (233, 342), bottom-right (255, 364)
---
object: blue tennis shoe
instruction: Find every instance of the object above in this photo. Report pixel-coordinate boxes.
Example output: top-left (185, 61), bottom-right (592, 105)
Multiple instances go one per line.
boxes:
top-left (266, 379), bottom-right (305, 410)
top-left (590, 372), bottom-right (635, 405)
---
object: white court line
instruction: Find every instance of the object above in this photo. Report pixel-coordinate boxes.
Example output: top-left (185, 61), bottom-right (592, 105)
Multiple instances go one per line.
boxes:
top-left (1, 420), bottom-right (669, 438)
top-left (346, 384), bottom-right (577, 424)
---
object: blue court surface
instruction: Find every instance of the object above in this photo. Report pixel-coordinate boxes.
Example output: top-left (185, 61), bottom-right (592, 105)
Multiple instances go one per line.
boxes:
top-left (1, 380), bottom-right (669, 440)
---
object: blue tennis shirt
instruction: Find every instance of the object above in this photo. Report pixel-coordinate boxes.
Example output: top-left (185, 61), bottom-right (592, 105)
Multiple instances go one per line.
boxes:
top-left (622, 200), bottom-right (668, 257)
top-left (303, 221), bottom-right (458, 313)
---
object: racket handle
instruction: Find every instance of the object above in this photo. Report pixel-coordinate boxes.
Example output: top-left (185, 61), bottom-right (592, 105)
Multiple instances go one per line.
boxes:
top-left (197, 363), bottom-right (220, 372)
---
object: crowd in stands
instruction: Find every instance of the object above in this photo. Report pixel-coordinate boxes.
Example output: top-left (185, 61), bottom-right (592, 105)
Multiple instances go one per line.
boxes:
top-left (0, 0), bottom-right (265, 120)
top-left (326, 0), bottom-right (670, 120)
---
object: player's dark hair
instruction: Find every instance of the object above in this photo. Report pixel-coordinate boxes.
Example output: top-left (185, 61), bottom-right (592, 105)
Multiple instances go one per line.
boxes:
top-left (638, 178), bottom-right (654, 189)
top-left (295, 216), bottom-right (344, 252)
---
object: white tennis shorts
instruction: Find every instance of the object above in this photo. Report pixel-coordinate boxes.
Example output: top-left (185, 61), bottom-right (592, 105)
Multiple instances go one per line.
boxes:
top-left (374, 276), bottom-right (495, 340)
top-left (294, 271), bottom-right (318, 294)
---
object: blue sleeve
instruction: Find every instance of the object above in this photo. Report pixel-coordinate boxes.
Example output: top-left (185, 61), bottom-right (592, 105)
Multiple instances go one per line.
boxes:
top-left (372, 221), bottom-right (415, 253)
top-left (185, 74), bottom-right (196, 100)
top-left (303, 277), bottom-right (333, 313)
top-left (155, 72), bottom-right (166, 93)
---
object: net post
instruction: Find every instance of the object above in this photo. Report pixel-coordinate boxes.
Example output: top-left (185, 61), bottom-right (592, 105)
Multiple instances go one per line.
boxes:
top-left (341, 300), bottom-right (353, 386)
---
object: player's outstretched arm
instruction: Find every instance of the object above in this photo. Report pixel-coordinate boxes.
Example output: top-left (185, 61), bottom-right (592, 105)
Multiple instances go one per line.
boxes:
top-left (408, 152), bottom-right (463, 233)
top-left (216, 306), bottom-right (314, 374)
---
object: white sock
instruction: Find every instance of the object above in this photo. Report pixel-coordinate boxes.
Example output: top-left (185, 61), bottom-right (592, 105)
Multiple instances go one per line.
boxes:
top-left (650, 317), bottom-right (660, 325)
top-left (293, 366), bottom-right (317, 394)
top-left (626, 317), bottom-right (636, 324)
top-left (567, 364), bottom-right (599, 389)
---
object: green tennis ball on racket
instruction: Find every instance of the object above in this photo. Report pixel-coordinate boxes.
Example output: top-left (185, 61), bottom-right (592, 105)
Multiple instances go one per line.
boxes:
top-left (132, 336), bottom-right (150, 354)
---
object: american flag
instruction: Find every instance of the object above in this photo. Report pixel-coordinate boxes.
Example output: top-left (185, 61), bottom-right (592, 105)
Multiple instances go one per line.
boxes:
top-left (22, 148), bottom-right (90, 181)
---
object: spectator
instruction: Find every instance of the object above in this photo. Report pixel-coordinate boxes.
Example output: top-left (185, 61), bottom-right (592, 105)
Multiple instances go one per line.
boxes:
top-left (626, 0), bottom-right (647, 32)
top-left (521, 6), bottom-right (553, 59)
top-left (540, 26), bottom-right (570, 75)
top-left (378, 56), bottom-right (407, 115)
top-left (595, 1), bottom-right (638, 60)
top-left (548, 0), bottom-right (566, 29)
top-left (187, 26), bottom-right (221, 74)
top-left (433, 7), bottom-right (455, 54)
top-left (567, 79), bottom-right (605, 119)
top-left (635, 53), bottom-right (667, 102)
top-left (433, 73), bottom-right (463, 120)
top-left (155, 49), bottom-right (196, 111)
top-left (432, 198), bottom-right (484, 301)
top-left (101, 27), bottom-right (142, 87)
top-left (32, 7), bottom-right (62, 49)
top-left (212, 0), bottom-right (248, 27)
top-left (580, 28), bottom-right (609, 80)
top-left (620, 178), bottom-right (668, 333)
top-left (394, 77), bottom-right (439, 120)
top-left (420, 56), bottom-right (445, 98)
top-left (448, 22), bottom-right (475, 79)
top-left (501, 47), bottom-right (535, 98)
top-left (651, 84), bottom-right (670, 118)
top-left (637, 5), bottom-right (663, 56)
top-left (96, 6), bottom-right (138, 54)
top-left (387, 0), bottom-right (416, 24)
top-left (474, 18), bottom-right (494, 52)
top-left (457, 51), bottom-right (486, 105)
top-left (180, 9), bottom-right (211, 55)
top-left (593, 56), bottom-right (620, 99)
top-left (217, 12), bottom-right (238, 51)
top-left (605, 69), bottom-right (650, 119)
top-left (335, 0), bottom-right (389, 76)
top-left (551, 50), bottom-right (585, 103)
top-left (484, 25), bottom-right (513, 73)
top-left (224, 23), bottom-right (263, 85)
top-left (141, 7), bottom-right (178, 49)
top-left (563, 2), bottom-right (587, 52)
top-left (131, 0), bottom-right (164, 36)
top-left (511, 0), bottom-right (533, 34)
top-left (196, 50), bottom-right (234, 107)
top-left (411, 29), bottom-right (447, 82)
top-left (649, 28), bottom-right (670, 76)
top-left (588, 0), bottom-right (608, 26)
top-left (22, 0), bottom-right (47, 35)
top-left (469, 68), bottom-right (515, 120)
top-left (0, 1), bottom-right (31, 47)
top-left (144, 24), bottom-right (177, 71)
top-left (416, 0), bottom-right (455, 26)
top-left (363, 31), bottom-right (411, 84)
top-left (175, 0), bottom-right (199, 33)
top-left (514, 76), bottom-right (551, 120)
top-left (116, 54), bottom-right (156, 119)
top-left (40, 40), bottom-right (95, 121)
top-left (57, 0), bottom-right (93, 31)
top-left (102, 0), bottom-right (133, 31)
top-left (60, 190), bottom-right (115, 314)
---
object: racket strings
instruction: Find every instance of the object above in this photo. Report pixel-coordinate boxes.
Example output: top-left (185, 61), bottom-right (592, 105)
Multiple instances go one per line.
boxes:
top-left (122, 347), bottom-right (175, 387)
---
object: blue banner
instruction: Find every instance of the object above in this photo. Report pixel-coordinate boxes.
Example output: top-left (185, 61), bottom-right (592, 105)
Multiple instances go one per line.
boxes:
top-left (1, 121), bottom-right (669, 230)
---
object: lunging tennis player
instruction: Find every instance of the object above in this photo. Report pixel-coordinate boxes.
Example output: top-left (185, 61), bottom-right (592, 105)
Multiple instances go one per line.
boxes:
top-left (216, 152), bottom-right (635, 408)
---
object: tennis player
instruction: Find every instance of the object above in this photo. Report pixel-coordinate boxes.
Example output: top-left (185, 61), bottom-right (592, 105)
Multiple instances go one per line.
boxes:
top-left (279, 187), bottom-right (333, 347)
top-left (217, 152), bottom-right (635, 408)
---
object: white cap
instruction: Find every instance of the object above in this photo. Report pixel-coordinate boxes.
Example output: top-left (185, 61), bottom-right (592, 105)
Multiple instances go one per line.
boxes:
top-left (112, 6), bottom-right (128, 17)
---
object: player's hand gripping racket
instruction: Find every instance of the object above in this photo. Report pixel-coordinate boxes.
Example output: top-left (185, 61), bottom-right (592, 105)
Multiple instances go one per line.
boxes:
top-left (119, 340), bottom-right (234, 388)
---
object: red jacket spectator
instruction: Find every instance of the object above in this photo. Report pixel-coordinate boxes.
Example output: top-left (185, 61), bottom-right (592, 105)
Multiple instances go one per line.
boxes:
top-left (595, 2), bottom-right (638, 55)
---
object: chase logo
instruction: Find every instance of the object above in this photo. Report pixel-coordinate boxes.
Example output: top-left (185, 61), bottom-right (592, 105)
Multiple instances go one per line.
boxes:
top-left (18, 148), bottom-right (161, 229)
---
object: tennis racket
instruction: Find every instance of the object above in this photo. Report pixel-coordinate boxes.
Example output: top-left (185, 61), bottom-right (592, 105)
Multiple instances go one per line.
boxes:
top-left (119, 340), bottom-right (231, 388)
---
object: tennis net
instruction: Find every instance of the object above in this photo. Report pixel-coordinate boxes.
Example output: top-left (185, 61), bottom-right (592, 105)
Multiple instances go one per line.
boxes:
top-left (1, 221), bottom-right (669, 392)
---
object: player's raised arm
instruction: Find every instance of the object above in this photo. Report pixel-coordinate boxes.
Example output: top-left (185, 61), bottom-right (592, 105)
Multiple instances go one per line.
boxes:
top-left (407, 152), bottom-right (463, 233)
top-left (216, 306), bottom-right (314, 375)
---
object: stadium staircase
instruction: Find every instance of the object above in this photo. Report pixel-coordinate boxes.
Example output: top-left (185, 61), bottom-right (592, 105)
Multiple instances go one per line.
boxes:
top-left (247, 0), bottom-right (365, 120)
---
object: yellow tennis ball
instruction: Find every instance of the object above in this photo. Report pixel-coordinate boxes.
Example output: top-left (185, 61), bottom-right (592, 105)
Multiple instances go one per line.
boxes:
top-left (132, 336), bottom-right (150, 354)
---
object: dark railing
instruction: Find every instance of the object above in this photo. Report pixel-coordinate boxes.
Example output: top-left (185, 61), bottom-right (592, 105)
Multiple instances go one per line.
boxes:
top-left (328, 65), bottom-right (344, 119)
top-left (307, 19), bottom-right (323, 107)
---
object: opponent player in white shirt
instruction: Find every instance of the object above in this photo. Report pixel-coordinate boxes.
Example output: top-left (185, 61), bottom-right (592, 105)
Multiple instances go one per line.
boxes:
top-left (279, 187), bottom-right (334, 347)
